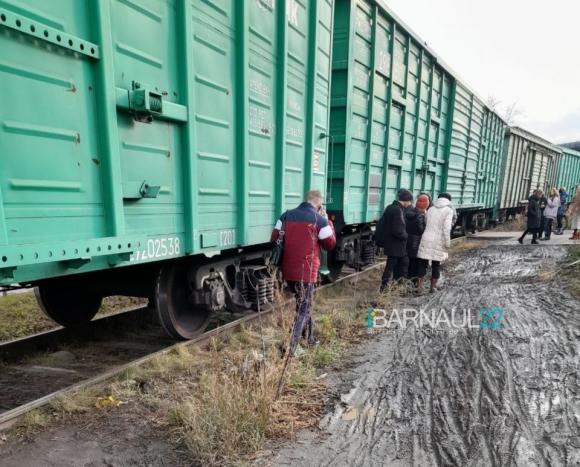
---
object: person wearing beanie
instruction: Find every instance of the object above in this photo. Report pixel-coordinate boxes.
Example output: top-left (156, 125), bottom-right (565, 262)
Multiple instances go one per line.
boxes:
top-left (416, 192), bottom-right (455, 292)
top-left (375, 189), bottom-right (413, 292)
top-left (406, 194), bottom-right (429, 288)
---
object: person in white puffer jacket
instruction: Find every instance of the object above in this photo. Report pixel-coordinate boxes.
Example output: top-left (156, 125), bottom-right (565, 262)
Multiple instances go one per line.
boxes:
top-left (417, 193), bottom-right (454, 293)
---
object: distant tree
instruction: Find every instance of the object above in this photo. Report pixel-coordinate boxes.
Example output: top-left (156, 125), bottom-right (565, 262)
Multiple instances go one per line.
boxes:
top-left (503, 101), bottom-right (523, 126)
top-left (486, 95), bottom-right (501, 112)
top-left (486, 96), bottom-right (523, 126)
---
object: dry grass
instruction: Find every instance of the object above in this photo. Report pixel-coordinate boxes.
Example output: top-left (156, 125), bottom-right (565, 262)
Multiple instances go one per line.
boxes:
top-left (0, 293), bottom-right (146, 342)
top-left (494, 215), bottom-right (526, 232)
top-left (450, 239), bottom-right (485, 253)
top-left (28, 267), bottom-right (394, 466)
top-left (15, 409), bottom-right (50, 436)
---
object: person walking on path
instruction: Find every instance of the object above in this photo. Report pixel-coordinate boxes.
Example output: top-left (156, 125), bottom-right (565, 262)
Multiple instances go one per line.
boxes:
top-left (416, 193), bottom-right (454, 293)
top-left (518, 190), bottom-right (542, 244)
top-left (541, 188), bottom-right (560, 241)
top-left (406, 194), bottom-right (429, 288)
top-left (568, 187), bottom-right (580, 240)
top-left (271, 190), bottom-right (336, 354)
top-left (376, 189), bottom-right (413, 292)
top-left (555, 188), bottom-right (569, 235)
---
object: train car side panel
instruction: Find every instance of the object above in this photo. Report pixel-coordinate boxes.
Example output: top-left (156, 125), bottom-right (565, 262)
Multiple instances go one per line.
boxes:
top-left (555, 147), bottom-right (580, 194)
top-left (0, 0), bottom-right (332, 285)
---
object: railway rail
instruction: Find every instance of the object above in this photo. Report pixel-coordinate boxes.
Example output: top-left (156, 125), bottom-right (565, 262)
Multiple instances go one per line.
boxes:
top-left (0, 261), bottom-right (386, 432)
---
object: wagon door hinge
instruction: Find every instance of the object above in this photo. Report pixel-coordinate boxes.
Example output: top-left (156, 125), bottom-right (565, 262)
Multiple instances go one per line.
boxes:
top-left (128, 82), bottom-right (163, 123)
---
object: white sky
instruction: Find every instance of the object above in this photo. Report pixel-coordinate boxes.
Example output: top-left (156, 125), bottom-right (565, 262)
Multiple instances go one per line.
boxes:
top-left (384, 0), bottom-right (580, 144)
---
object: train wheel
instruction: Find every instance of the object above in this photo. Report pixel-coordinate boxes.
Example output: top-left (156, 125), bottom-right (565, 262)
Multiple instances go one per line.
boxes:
top-left (155, 261), bottom-right (211, 340)
top-left (325, 256), bottom-right (345, 283)
top-left (35, 283), bottom-right (102, 327)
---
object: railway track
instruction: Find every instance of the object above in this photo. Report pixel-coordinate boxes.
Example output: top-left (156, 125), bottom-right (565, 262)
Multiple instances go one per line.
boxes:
top-left (0, 261), bottom-right (385, 432)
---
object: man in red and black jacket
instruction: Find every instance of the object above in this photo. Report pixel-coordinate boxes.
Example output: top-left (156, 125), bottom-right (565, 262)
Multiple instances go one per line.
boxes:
top-left (271, 190), bottom-right (336, 352)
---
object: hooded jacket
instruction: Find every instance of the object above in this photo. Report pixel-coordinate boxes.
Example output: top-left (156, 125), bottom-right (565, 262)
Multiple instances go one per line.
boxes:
top-left (405, 207), bottom-right (426, 258)
top-left (375, 201), bottom-right (408, 257)
top-left (417, 198), bottom-right (454, 262)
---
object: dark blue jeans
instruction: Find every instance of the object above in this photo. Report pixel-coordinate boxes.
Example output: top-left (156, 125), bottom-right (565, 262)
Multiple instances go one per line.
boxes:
top-left (287, 281), bottom-right (316, 353)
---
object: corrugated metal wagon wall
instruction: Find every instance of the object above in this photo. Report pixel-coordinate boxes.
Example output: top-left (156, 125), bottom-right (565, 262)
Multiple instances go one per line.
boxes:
top-left (499, 127), bottom-right (560, 210)
top-left (556, 147), bottom-right (580, 194)
top-left (445, 86), bottom-right (506, 212)
top-left (328, 0), bottom-right (453, 226)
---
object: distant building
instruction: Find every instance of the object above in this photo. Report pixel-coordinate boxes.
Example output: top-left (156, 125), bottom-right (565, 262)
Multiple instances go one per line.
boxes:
top-left (561, 141), bottom-right (580, 151)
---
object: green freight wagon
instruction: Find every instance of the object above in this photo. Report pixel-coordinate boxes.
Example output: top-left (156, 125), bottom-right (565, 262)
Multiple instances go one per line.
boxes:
top-left (555, 147), bottom-right (580, 195)
top-left (445, 84), bottom-right (506, 231)
top-left (326, 0), bottom-right (505, 274)
top-left (0, 0), bottom-right (333, 338)
top-left (498, 127), bottom-right (560, 220)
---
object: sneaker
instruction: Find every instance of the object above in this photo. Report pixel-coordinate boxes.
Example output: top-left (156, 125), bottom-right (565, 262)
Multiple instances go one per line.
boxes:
top-left (555, 230), bottom-right (564, 235)
top-left (531, 240), bottom-right (539, 244)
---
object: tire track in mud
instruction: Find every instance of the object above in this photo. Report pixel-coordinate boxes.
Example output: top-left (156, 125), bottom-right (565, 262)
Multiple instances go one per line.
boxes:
top-left (271, 245), bottom-right (580, 467)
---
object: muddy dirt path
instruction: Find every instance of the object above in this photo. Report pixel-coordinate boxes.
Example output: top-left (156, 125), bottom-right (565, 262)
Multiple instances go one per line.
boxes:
top-left (270, 243), bottom-right (580, 467)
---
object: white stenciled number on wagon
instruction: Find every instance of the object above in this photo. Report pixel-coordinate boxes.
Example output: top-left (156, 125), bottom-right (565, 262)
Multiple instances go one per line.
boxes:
top-left (220, 229), bottom-right (236, 247)
top-left (130, 237), bottom-right (180, 262)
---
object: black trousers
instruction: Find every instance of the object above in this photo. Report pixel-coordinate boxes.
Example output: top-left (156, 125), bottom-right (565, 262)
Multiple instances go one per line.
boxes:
top-left (417, 259), bottom-right (441, 280)
top-left (557, 214), bottom-right (564, 230)
top-left (520, 228), bottom-right (539, 241)
top-left (544, 218), bottom-right (554, 238)
top-left (382, 255), bottom-right (409, 285)
top-left (408, 257), bottom-right (421, 279)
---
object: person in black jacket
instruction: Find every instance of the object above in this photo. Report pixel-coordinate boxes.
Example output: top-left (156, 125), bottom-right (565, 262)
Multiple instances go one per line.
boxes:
top-left (537, 191), bottom-right (548, 240)
top-left (376, 189), bottom-right (413, 291)
top-left (406, 194), bottom-right (429, 288)
top-left (518, 190), bottom-right (542, 244)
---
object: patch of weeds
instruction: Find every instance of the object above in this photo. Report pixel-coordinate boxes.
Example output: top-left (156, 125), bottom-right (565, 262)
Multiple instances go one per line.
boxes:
top-left (494, 215), bottom-right (526, 232)
top-left (307, 341), bottom-right (343, 368)
top-left (176, 371), bottom-right (271, 466)
top-left (287, 361), bottom-right (316, 390)
top-left (0, 292), bottom-right (53, 341)
top-left (450, 240), bottom-right (484, 253)
top-left (50, 388), bottom-right (100, 416)
top-left (17, 409), bottom-right (50, 436)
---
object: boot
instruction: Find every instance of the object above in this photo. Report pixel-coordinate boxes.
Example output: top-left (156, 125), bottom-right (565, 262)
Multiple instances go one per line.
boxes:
top-left (569, 231), bottom-right (579, 240)
top-left (416, 277), bottom-right (424, 295)
top-left (430, 278), bottom-right (438, 293)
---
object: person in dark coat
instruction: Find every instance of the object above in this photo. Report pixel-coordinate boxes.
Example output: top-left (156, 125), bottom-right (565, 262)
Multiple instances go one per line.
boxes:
top-left (376, 189), bottom-right (413, 291)
top-left (406, 194), bottom-right (429, 287)
top-left (537, 191), bottom-right (548, 240)
top-left (518, 190), bottom-right (542, 244)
